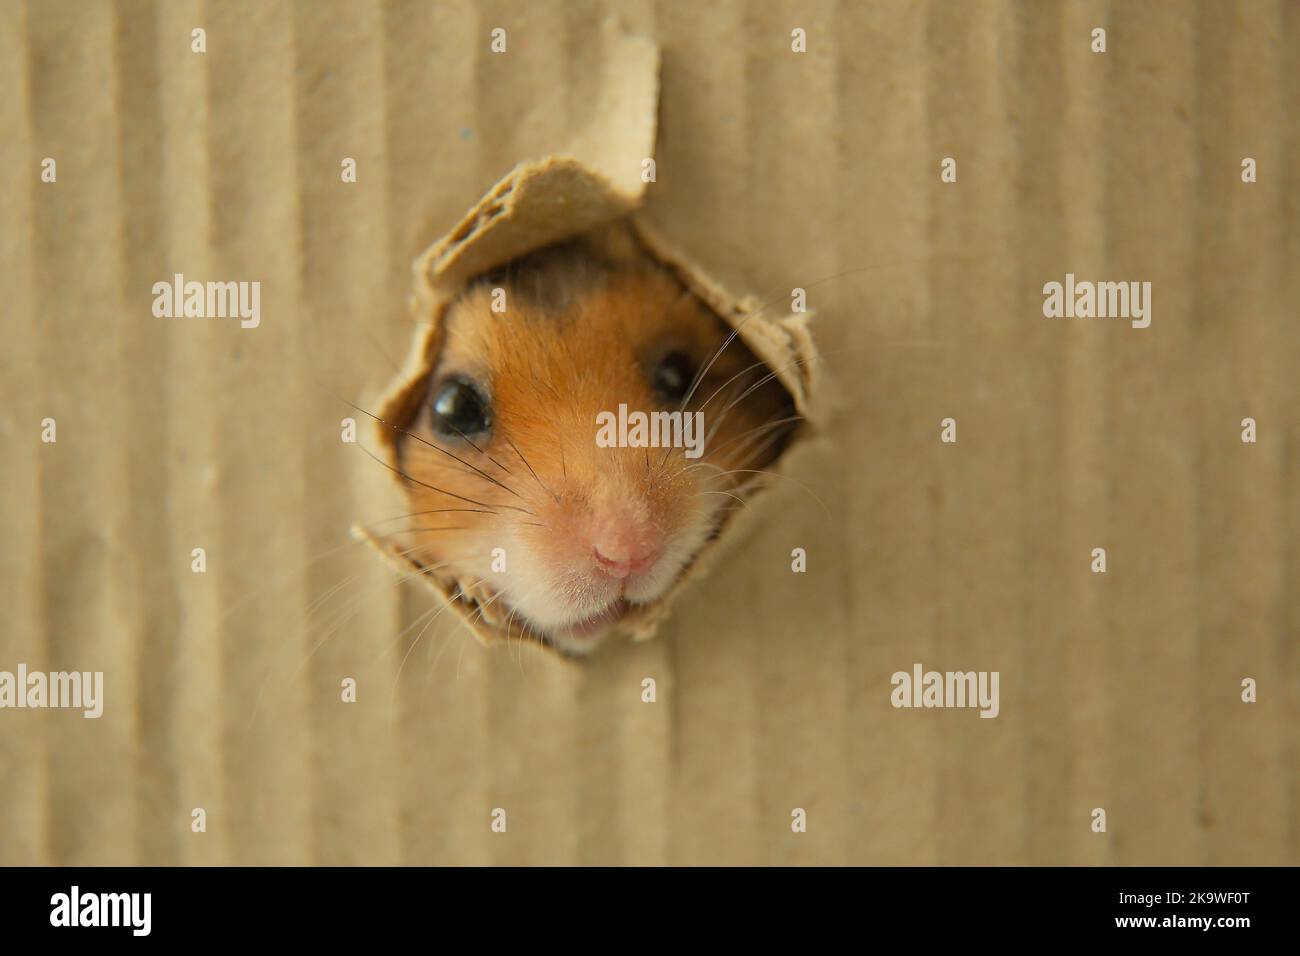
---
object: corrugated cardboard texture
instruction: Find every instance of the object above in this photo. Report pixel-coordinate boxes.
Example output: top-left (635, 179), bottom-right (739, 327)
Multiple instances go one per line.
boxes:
top-left (1, 0), bottom-right (1296, 865)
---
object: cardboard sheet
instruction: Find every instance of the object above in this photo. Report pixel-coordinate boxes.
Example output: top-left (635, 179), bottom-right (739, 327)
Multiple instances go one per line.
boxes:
top-left (0, 0), bottom-right (1296, 866)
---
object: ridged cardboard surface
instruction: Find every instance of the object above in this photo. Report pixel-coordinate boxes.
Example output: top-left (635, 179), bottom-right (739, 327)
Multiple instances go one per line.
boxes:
top-left (0, 0), bottom-right (1295, 865)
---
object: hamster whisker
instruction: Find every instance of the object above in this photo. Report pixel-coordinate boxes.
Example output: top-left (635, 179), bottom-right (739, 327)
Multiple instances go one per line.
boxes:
top-left (301, 569), bottom-right (367, 624)
top-left (240, 548), bottom-right (484, 735)
top-left (657, 410), bottom-right (797, 483)
top-left (695, 489), bottom-right (753, 513)
top-left (396, 573), bottom-right (503, 712)
top-left (297, 553), bottom-right (428, 666)
top-left (700, 415), bottom-right (804, 461)
top-left (505, 434), bottom-right (560, 503)
top-left (363, 507), bottom-right (498, 529)
top-left (678, 324), bottom-right (742, 410)
top-left (676, 279), bottom-right (810, 412)
top-left (658, 366), bottom-right (760, 469)
top-left (444, 578), bottom-right (507, 665)
top-left (714, 367), bottom-right (785, 423)
top-left (728, 427), bottom-right (798, 476)
top-left (521, 616), bottom-right (540, 654)
top-left (407, 553), bottom-right (479, 582)
top-left (345, 400), bottom-right (528, 502)
top-left (465, 589), bottom-right (507, 634)
top-left (387, 544), bottom-right (460, 562)
top-left (698, 466), bottom-right (830, 517)
top-left (437, 419), bottom-right (514, 475)
top-left (702, 376), bottom-right (759, 447)
top-left (423, 606), bottom-right (463, 691)
top-left (693, 356), bottom-right (774, 416)
top-left (387, 601), bottom-right (453, 719)
top-left (385, 526), bottom-right (479, 534)
top-left (503, 606), bottom-right (531, 677)
top-left (698, 351), bottom-right (819, 442)
top-left (693, 339), bottom-right (831, 449)
top-left (376, 572), bottom-right (464, 655)
top-left (356, 443), bottom-right (531, 514)
top-left (217, 534), bottom-right (374, 625)
top-left (712, 415), bottom-right (801, 469)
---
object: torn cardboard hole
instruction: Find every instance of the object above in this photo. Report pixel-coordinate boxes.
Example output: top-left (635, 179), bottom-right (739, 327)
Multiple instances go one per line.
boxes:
top-left (353, 156), bottom-right (822, 652)
top-left (352, 25), bottom-right (821, 651)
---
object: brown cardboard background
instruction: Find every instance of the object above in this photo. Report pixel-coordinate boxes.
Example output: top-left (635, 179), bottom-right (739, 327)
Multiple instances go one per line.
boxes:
top-left (0, 0), bottom-right (1295, 866)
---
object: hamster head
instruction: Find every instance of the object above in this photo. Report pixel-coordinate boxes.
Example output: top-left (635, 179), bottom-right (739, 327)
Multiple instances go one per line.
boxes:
top-left (391, 243), bottom-right (798, 655)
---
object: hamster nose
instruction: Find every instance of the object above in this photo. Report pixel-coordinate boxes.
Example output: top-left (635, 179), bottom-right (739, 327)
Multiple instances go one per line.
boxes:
top-left (589, 521), bottom-right (663, 580)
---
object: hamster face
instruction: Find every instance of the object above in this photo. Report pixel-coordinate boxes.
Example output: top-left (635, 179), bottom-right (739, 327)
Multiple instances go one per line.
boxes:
top-left (392, 249), bottom-right (796, 655)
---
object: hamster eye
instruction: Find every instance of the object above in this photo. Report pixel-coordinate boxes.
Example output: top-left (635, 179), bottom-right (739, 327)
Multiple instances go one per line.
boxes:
top-left (430, 377), bottom-right (491, 438)
top-left (652, 351), bottom-right (696, 404)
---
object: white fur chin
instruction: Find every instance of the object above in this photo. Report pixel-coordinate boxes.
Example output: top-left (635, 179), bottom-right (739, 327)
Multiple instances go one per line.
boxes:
top-left (497, 508), bottom-right (717, 654)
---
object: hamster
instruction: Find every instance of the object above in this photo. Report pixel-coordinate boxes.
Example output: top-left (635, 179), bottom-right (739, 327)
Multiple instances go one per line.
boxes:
top-left (387, 232), bottom-right (798, 656)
